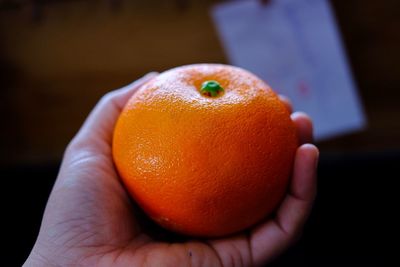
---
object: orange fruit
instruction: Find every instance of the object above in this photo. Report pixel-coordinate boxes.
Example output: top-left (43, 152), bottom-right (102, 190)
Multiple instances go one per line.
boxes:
top-left (112, 64), bottom-right (298, 237)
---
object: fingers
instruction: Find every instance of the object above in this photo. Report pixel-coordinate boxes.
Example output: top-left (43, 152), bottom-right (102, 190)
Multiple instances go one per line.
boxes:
top-left (250, 96), bottom-right (316, 265)
top-left (275, 144), bottom-right (319, 232)
top-left (250, 144), bottom-right (319, 266)
top-left (68, 72), bottom-right (158, 152)
top-left (291, 112), bottom-right (314, 144)
top-left (278, 94), bottom-right (293, 114)
top-left (278, 94), bottom-right (313, 144)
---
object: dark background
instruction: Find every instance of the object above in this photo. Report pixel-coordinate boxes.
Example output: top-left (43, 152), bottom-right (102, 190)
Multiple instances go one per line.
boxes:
top-left (1, 0), bottom-right (399, 266)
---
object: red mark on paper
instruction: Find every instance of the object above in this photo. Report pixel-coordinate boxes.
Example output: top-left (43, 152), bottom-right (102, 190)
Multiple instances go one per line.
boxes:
top-left (298, 80), bottom-right (310, 97)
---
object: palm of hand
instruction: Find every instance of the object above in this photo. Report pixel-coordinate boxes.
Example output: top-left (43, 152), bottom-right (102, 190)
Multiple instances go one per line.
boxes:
top-left (25, 74), bottom-right (318, 267)
top-left (45, 152), bottom-right (253, 266)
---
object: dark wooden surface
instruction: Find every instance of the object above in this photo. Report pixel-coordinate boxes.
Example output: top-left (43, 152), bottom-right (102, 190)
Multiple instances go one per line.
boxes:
top-left (1, 0), bottom-right (400, 166)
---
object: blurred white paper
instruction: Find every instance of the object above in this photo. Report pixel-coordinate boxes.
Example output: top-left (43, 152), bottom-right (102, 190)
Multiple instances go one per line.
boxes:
top-left (211, 0), bottom-right (366, 140)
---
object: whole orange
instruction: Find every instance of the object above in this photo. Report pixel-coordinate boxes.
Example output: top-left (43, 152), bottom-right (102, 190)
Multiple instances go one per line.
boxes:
top-left (113, 64), bottom-right (298, 237)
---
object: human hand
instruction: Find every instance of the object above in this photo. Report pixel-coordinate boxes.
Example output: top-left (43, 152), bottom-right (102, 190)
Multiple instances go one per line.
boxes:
top-left (24, 73), bottom-right (319, 267)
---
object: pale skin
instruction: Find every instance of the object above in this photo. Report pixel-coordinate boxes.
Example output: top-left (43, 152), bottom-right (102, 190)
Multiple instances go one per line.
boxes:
top-left (24, 73), bottom-right (319, 267)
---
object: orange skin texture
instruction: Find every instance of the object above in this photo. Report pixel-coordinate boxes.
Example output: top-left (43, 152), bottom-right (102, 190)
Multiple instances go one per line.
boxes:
top-left (112, 64), bottom-right (298, 237)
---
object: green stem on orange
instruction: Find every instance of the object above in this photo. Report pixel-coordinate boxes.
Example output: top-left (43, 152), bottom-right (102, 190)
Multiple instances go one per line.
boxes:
top-left (200, 80), bottom-right (224, 97)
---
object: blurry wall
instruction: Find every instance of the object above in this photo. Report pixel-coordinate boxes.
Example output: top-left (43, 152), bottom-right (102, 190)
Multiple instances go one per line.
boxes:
top-left (1, 0), bottom-right (400, 166)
